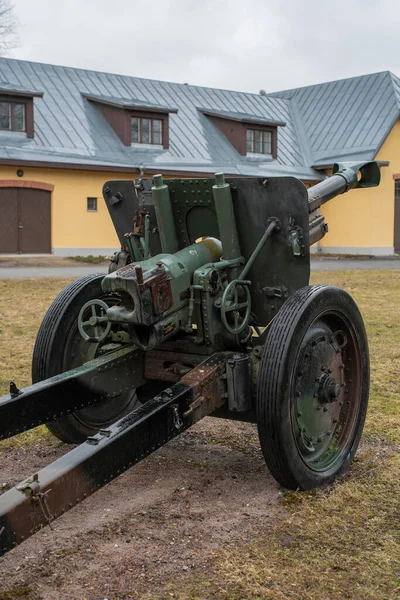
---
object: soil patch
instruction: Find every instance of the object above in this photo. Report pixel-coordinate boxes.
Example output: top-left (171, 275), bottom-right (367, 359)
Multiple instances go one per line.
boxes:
top-left (0, 418), bottom-right (283, 600)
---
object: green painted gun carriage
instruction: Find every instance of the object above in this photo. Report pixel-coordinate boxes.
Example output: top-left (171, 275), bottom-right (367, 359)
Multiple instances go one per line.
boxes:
top-left (0, 161), bottom-right (381, 556)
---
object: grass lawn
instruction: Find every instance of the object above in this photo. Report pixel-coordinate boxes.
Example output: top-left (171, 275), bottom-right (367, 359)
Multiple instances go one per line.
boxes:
top-left (0, 271), bottom-right (399, 599)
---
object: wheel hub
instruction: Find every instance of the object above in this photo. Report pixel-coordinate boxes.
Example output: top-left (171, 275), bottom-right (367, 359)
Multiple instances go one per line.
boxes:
top-left (317, 372), bottom-right (341, 403)
top-left (294, 327), bottom-right (347, 464)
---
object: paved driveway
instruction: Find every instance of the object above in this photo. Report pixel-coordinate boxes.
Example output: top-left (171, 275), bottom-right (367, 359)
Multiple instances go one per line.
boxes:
top-left (0, 259), bottom-right (398, 279)
top-left (0, 265), bottom-right (109, 279)
top-left (311, 259), bottom-right (400, 271)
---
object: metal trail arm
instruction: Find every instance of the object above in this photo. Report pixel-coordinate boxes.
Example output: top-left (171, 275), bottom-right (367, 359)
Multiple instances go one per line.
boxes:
top-left (0, 353), bottom-right (231, 557)
top-left (0, 346), bottom-right (145, 440)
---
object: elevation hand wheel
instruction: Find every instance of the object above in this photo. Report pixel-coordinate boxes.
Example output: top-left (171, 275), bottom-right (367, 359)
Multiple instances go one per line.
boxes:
top-left (220, 279), bottom-right (251, 335)
top-left (78, 299), bottom-right (111, 342)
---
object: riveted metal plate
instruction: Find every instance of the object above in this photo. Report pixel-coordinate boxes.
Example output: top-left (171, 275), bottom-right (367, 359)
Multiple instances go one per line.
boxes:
top-left (0, 346), bottom-right (145, 440)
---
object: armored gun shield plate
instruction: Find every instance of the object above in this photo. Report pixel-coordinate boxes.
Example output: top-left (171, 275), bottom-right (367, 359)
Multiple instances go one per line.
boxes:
top-left (103, 179), bottom-right (163, 257)
top-left (230, 177), bottom-right (310, 325)
top-left (104, 176), bottom-right (309, 327)
top-left (158, 176), bottom-right (310, 326)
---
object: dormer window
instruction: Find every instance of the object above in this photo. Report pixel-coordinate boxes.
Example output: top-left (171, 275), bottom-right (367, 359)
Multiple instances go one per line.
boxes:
top-left (83, 94), bottom-right (177, 149)
top-left (246, 128), bottom-right (272, 155)
top-left (131, 116), bottom-right (163, 145)
top-left (0, 101), bottom-right (26, 132)
top-left (200, 109), bottom-right (284, 159)
top-left (0, 85), bottom-right (43, 138)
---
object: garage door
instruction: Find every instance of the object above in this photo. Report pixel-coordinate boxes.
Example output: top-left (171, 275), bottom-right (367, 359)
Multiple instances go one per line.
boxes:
top-left (395, 181), bottom-right (400, 254)
top-left (0, 187), bottom-right (51, 253)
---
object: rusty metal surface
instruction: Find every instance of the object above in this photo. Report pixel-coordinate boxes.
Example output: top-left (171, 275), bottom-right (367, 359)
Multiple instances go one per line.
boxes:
top-left (149, 271), bottom-right (174, 314)
top-left (309, 215), bottom-right (329, 246)
top-left (144, 350), bottom-right (205, 382)
top-left (180, 353), bottom-right (229, 422)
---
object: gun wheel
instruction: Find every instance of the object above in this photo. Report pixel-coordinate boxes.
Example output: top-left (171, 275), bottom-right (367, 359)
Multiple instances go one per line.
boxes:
top-left (32, 273), bottom-right (140, 444)
top-left (257, 285), bottom-right (369, 490)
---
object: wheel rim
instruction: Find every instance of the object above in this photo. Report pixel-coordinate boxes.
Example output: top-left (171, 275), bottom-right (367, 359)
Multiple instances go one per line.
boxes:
top-left (62, 294), bottom-right (138, 430)
top-left (291, 309), bottom-right (362, 472)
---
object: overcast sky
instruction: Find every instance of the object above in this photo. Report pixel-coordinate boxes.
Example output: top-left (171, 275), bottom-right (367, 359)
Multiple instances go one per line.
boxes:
top-left (9, 0), bottom-right (400, 93)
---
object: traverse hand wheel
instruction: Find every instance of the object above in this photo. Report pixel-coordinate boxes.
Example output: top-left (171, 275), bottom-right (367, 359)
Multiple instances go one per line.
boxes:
top-left (78, 299), bottom-right (111, 342)
top-left (220, 279), bottom-right (251, 335)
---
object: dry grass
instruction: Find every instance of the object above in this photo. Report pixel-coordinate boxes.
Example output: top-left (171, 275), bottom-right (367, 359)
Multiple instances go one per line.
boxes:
top-left (0, 271), bottom-right (399, 599)
top-left (0, 278), bottom-right (73, 392)
top-left (0, 278), bottom-right (73, 449)
top-left (182, 454), bottom-right (400, 600)
top-left (0, 257), bottom-right (79, 267)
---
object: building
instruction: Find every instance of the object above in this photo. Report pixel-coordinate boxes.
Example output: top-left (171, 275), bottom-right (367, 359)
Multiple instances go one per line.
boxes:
top-left (0, 58), bottom-right (398, 256)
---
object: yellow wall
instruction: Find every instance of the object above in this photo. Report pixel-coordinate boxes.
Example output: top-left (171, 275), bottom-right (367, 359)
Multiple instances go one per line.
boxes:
top-left (1, 120), bottom-right (399, 256)
top-left (316, 119), bottom-right (399, 253)
top-left (0, 166), bottom-right (135, 254)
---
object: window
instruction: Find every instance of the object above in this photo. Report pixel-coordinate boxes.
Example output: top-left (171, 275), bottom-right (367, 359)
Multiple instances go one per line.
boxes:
top-left (0, 101), bottom-right (26, 131)
top-left (87, 197), bottom-right (97, 212)
top-left (131, 117), bottom-right (163, 145)
top-left (246, 129), bottom-right (272, 154)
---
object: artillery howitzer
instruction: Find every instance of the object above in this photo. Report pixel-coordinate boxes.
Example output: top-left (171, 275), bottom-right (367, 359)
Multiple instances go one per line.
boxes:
top-left (0, 161), bottom-right (380, 557)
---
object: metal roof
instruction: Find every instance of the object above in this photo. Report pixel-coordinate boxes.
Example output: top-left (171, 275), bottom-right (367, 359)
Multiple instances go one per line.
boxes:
top-left (0, 58), bottom-right (319, 180)
top-left (83, 94), bottom-right (177, 112)
top-left (0, 58), bottom-right (398, 178)
top-left (270, 71), bottom-right (400, 166)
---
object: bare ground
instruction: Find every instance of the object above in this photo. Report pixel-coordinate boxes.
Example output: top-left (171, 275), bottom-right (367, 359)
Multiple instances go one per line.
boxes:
top-left (0, 419), bottom-right (284, 600)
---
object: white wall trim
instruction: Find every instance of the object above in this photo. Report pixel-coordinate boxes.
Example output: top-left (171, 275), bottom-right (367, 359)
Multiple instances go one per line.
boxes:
top-left (53, 247), bottom-right (117, 257)
top-left (311, 246), bottom-right (395, 256)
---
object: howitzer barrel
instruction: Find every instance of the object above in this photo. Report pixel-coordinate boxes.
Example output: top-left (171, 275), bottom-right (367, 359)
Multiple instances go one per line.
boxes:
top-left (307, 161), bottom-right (381, 245)
top-left (307, 161), bottom-right (381, 213)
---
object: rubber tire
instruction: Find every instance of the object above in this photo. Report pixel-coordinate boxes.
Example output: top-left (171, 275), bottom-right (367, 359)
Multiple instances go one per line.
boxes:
top-left (256, 284), bottom-right (369, 490)
top-left (32, 273), bottom-right (139, 444)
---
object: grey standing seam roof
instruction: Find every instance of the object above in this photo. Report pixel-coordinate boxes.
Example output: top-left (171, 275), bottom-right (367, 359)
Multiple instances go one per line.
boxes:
top-left (270, 71), bottom-right (400, 166)
top-left (0, 58), bottom-right (318, 180)
top-left (0, 58), bottom-right (398, 179)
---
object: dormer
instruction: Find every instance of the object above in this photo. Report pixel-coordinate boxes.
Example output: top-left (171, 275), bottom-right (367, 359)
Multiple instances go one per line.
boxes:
top-left (84, 94), bottom-right (177, 149)
top-left (0, 82), bottom-right (43, 138)
top-left (200, 109), bottom-right (286, 158)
